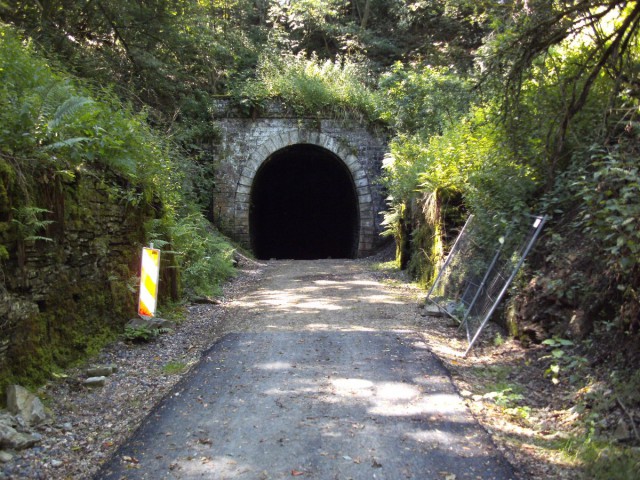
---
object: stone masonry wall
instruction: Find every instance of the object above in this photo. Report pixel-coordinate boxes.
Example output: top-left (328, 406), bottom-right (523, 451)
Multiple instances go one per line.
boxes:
top-left (0, 170), bottom-right (151, 385)
top-left (212, 99), bottom-right (388, 257)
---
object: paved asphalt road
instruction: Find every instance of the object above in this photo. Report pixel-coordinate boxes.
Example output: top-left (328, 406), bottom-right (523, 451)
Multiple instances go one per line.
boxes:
top-left (96, 260), bottom-right (517, 480)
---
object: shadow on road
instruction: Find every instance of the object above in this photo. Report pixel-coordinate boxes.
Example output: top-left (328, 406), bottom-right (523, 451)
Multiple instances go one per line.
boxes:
top-left (97, 331), bottom-right (516, 479)
top-left (97, 261), bottom-right (517, 479)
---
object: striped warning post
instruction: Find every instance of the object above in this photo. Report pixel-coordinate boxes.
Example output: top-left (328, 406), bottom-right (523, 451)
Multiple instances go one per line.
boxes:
top-left (138, 247), bottom-right (161, 318)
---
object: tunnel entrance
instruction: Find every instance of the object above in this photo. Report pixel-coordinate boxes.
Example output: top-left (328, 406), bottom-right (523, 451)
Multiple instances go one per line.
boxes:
top-left (250, 144), bottom-right (359, 260)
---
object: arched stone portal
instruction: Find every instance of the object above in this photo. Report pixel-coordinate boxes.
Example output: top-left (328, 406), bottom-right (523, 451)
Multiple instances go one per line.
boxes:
top-left (250, 144), bottom-right (358, 259)
top-left (232, 131), bottom-right (376, 258)
top-left (211, 99), bottom-right (386, 258)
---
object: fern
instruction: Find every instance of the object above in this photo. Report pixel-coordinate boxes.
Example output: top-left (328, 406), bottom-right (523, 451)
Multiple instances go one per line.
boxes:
top-left (38, 82), bottom-right (73, 121)
top-left (122, 325), bottom-right (157, 343)
top-left (11, 206), bottom-right (54, 242)
top-left (43, 136), bottom-right (92, 151)
top-left (47, 96), bottom-right (94, 133)
top-left (150, 239), bottom-right (171, 249)
top-left (102, 154), bottom-right (137, 174)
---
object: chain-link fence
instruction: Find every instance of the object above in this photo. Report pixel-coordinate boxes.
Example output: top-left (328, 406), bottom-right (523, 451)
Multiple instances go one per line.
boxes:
top-left (425, 214), bottom-right (547, 356)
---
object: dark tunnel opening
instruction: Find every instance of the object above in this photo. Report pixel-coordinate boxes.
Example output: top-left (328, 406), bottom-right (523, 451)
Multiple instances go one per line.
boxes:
top-left (250, 144), bottom-right (359, 260)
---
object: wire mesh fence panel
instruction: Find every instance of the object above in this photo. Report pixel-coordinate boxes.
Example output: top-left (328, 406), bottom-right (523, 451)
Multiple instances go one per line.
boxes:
top-left (425, 214), bottom-right (479, 322)
top-left (426, 214), bottom-right (548, 355)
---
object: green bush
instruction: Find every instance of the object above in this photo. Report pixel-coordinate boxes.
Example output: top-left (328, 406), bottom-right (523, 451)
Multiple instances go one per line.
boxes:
top-left (579, 147), bottom-right (640, 276)
top-left (380, 100), bottom-right (539, 286)
top-left (377, 62), bottom-right (472, 136)
top-left (233, 52), bottom-right (380, 122)
top-left (122, 324), bottom-right (158, 343)
top-left (0, 24), bottom-right (171, 200)
top-left (0, 24), bottom-right (237, 387)
top-left (0, 24), bottom-right (235, 298)
top-left (146, 210), bottom-right (236, 299)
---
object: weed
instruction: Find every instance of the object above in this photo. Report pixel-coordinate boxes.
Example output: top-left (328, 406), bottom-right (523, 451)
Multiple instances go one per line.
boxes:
top-left (585, 443), bottom-right (640, 479)
top-left (541, 337), bottom-right (588, 385)
top-left (161, 361), bottom-right (188, 375)
top-left (122, 325), bottom-right (158, 343)
top-left (234, 52), bottom-right (379, 122)
top-left (11, 206), bottom-right (54, 243)
top-left (156, 302), bottom-right (187, 324)
top-left (373, 261), bottom-right (400, 272)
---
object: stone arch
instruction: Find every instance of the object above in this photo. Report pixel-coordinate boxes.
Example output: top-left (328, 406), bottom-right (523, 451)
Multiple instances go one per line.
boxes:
top-left (233, 130), bottom-right (375, 258)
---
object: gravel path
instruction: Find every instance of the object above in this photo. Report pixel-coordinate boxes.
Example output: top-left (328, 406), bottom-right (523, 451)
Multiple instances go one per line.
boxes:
top-left (95, 260), bottom-right (517, 480)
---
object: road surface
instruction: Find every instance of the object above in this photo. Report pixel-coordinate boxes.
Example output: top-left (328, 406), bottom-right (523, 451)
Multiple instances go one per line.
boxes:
top-left (97, 260), bottom-right (517, 480)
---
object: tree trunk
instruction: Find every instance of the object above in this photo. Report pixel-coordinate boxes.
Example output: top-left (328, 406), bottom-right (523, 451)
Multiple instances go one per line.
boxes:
top-left (360, 0), bottom-right (370, 29)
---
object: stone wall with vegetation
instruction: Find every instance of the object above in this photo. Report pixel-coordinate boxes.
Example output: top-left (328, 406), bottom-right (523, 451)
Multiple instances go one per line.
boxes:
top-left (0, 168), bottom-right (153, 388)
top-left (0, 25), bottom-right (235, 392)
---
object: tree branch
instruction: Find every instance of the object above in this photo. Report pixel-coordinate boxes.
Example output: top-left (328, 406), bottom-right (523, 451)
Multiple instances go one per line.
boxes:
top-left (95, 0), bottom-right (137, 70)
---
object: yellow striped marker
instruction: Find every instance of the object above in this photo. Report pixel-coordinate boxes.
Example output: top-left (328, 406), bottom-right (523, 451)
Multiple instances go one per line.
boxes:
top-left (138, 246), bottom-right (161, 318)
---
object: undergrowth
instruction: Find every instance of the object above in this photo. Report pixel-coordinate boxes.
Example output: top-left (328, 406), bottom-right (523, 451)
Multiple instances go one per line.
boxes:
top-left (459, 337), bottom-right (640, 479)
top-left (0, 23), bottom-right (237, 389)
top-left (232, 52), bottom-right (380, 123)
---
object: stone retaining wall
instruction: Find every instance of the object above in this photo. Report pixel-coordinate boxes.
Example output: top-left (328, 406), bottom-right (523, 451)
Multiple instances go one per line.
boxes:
top-left (0, 170), bottom-right (151, 385)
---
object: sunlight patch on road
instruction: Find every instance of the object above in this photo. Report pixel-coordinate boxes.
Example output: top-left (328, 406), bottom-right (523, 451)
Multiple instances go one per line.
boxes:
top-left (177, 455), bottom-right (255, 477)
top-left (256, 361), bottom-right (294, 370)
top-left (331, 378), bottom-right (375, 398)
top-left (361, 294), bottom-right (404, 305)
top-left (314, 280), bottom-right (341, 285)
top-left (294, 299), bottom-right (343, 310)
top-left (324, 378), bottom-right (465, 417)
top-left (345, 280), bottom-right (382, 287)
top-left (376, 382), bottom-right (420, 400)
top-left (303, 323), bottom-right (378, 332)
top-left (369, 392), bottom-right (465, 417)
top-left (263, 385), bottom-right (320, 396)
top-left (404, 428), bottom-right (454, 445)
top-left (234, 288), bottom-right (349, 312)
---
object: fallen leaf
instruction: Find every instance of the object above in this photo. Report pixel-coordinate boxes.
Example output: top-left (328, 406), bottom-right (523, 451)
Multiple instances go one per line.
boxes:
top-left (291, 469), bottom-right (305, 476)
top-left (438, 472), bottom-right (456, 480)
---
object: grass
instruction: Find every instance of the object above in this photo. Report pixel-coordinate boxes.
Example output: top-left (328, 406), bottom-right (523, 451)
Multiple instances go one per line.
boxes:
top-left (156, 302), bottom-right (188, 324)
top-left (237, 53), bottom-right (380, 123)
top-left (579, 441), bottom-right (640, 480)
top-left (161, 361), bottom-right (188, 375)
top-left (460, 351), bottom-right (640, 478)
top-left (372, 260), bottom-right (400, 272)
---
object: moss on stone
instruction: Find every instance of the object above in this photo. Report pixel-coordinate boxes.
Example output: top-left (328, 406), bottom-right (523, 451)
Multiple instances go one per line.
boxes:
top-left (0, 159), bottom-right (15, 215)
top-left (1, 273), bottom-right (131, 391)
top-left (0, 167), bottom-right (155, 392)
top-left (0, 158), bottom-right (16, 260)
